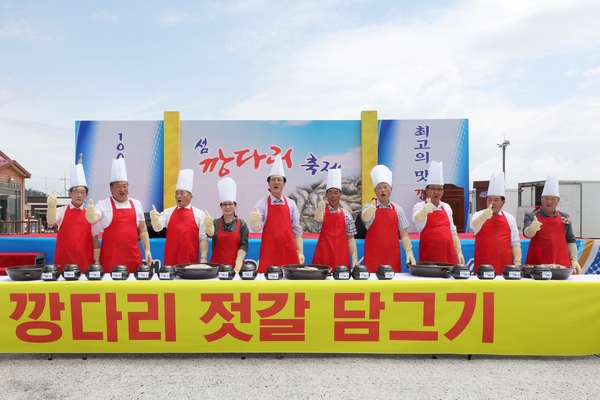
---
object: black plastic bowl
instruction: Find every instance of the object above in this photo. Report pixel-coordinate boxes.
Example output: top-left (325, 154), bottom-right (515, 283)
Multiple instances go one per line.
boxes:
top-left (5, 265), bottom-right (42, 281)
top-left (281, 264), bottom-right (331, 280)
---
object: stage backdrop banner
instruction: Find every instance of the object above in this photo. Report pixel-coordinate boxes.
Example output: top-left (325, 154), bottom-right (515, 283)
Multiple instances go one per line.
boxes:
top-left (1, 278), bottom-right (599, 355)
top-left (75, 116), bottom-right (468, 233)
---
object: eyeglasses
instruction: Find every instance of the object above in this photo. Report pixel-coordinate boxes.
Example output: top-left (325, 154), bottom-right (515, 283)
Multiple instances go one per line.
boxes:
top-left (270, 177), bottom-right (284, 182)
top-left (428, 187), bottom-right (444, 192)
top-left (542, 196), bottom-right (559, 202)
top-left (72, 190), bottom-right (87, 195)
top-left (221, 202), bottom-right (235, 207)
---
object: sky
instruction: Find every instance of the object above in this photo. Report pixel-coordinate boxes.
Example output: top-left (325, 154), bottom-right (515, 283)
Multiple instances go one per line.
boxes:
top-left (1, 0), bottom-right (600, 196)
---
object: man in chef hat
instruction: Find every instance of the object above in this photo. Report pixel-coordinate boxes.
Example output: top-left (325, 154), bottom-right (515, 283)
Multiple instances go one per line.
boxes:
top-left (204, 177), bottom-right (249, 272)
top-left (149, 169), bottom-right (208, 266)
top-left (47, 154), bottom-right (100, 272)
top-left (86, 157), bottom-right (152, 273)
top-left (313, 168), bottom-right (359, 268)
top-left (250, 154), bottom-right (303, 272)
top-left (412, 161), bottom-right (464, 264)
top-left (471, 172), bottom-right (521, 274)
top-left (361, 164), bottom-right (415, 273)
top-left (523, 174), bottom-right (581, 273)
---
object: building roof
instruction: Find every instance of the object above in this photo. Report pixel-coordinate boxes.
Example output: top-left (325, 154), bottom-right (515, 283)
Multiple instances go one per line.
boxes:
top-left (0, 150), bottom-right (32, 178)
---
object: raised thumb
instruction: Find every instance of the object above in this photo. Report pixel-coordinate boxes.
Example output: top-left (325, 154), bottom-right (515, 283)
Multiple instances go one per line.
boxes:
top-left (152, 205), bottom-right (156, 211)
top-left (205, 210), bottom-right (211, 218)
top-left (254, 206), bottom-right (259, 213)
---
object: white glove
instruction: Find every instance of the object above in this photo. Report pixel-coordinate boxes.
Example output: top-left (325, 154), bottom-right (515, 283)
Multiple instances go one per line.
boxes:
top-left (472, 204), bottom-right (493, 229)
top-left (314, 196), bottom-right (326, 222)
top-left (140, 231), bottom-right (152, 266)
top-left (234, 249), bottom-right (246, 273)
top-left (150, 205), bottom-right (162, 231)
top-left (204, 210), bottom-right (215, 237)
top-left (361, 200), bottom-right (377, 223)
top-left (295, 235), bottom-right (305, 264)
top-left (568, 243), bottom-right (581, 274)
top-left (401, 234), bottom-right (416, 265)
top-left (85, 198), bottom-right (100, 224)
top-left (200, 239), bottom-right (208, 263)
top-left (46, 190), bottom-right (58, 226)
top-left (524, 215), bottom-right (542, 238)
top-left (348, 237), bottom-right (359, 267)
top-left (452, 234), bottom-right (465, 264)
top-left (414, 198), bottom-right (434, 223)
top-left (250, 206), bottom-right (261, 231)
top-left (512, 246), bottom-right (522, 266)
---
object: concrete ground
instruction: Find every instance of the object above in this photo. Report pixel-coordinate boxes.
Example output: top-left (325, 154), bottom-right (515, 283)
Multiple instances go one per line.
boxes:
top-left (1, 353), bottom-right (599, 399)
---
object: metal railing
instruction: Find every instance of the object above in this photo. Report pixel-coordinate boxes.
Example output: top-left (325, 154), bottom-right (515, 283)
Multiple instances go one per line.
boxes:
top-left (0, 219), bottom-right (44, 234)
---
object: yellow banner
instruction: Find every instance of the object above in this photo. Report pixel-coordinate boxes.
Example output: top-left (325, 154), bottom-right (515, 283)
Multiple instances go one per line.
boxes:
top-left (2, 279), bottom-right (600, 355)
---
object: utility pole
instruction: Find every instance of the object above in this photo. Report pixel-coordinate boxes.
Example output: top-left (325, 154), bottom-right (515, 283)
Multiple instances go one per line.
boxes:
top-left (497, 138), bottom-right (510, 183)
top-left (58, 173), bottom-right (68, 196)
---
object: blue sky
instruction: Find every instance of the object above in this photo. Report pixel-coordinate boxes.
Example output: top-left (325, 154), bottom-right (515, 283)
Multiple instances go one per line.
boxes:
top-left (1, 0), bottom-right (600, 194)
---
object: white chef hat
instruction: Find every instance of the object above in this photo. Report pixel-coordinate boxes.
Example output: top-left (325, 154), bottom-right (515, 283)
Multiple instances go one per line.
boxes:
top-left (110, 158), bottom-right (128, 182)
top-left (370, 165), bottom-right (393, 187)
top-left (427, 161), bottom-right (444, 186)
top-left (542, 174), bottom-right (560, 197)
top-left (487, 172), bottom-right (505, 197)
top-left (218, 177), bottom-right (237, 203)
top-left (70, 163), bottom-right (87, 188)
top-left (326, 168), bottom-right (342, 191)
top-left (269, 154), bottom-right (285, 178)
top-left (176, 169), bottom-right (194, 193)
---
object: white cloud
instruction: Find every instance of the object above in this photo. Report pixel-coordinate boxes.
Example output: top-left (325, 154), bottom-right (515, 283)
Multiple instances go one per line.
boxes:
top-left (91, 11), bottom-right (120, 21)
top-left (0, 19), bottom-right (53, 41)
top-left (580, 66), bottom-right (600, 88)
top-left (565, 68), bottom-right (579, 77)
top-left (156, 10), bottom-right (194, 25)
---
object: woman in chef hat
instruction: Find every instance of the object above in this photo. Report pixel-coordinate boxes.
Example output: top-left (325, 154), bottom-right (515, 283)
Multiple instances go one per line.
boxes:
top-left (205, 177), bottom-right (249, 273)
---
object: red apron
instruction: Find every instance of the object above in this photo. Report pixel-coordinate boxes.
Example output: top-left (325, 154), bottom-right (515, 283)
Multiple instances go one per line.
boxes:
top-left (210, 218), bottom-right (241, 267)
top-left (418, 205), bottom-right (456, 263)
top-left (474, 212), bottom-right (513, 274)
top-left (525, 211), bottom-right (571, 266)
top-left (100, 198), bottom-right (141, 273)
top-left (258, 197), bottom-right (299, 272)
top-left (313, 206), bottom-right (350, 268)
top-left (364, 204), bottom-right (400, 273)
top-left (54, 206), bottom-right (94, 273)
top-left (164, 206), bottom-right (199, 266)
